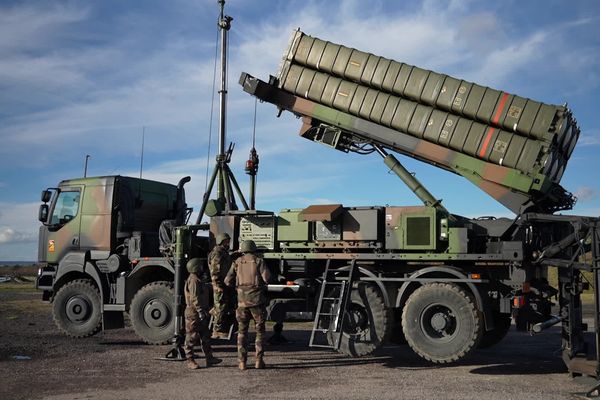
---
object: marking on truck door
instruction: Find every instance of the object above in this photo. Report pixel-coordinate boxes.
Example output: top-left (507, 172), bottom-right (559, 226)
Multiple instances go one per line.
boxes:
top-left (48, 240), bottom-right (55, 252)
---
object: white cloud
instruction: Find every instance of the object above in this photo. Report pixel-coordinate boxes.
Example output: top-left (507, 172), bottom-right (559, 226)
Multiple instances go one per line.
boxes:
top-left (0, 4), bottom-right (88, 52)
top-left (575, 186), bottom-right (595, 202)
top-left (0, 227), bottom-right (36, 244)
top-left (577, 129), bottom-right (600, 146)
top-left (0, 202), bottom-right (40, 245)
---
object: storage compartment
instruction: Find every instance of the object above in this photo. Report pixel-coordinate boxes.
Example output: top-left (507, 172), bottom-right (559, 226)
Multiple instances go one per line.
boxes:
top-left (385, 206), bottom-right (438, 250)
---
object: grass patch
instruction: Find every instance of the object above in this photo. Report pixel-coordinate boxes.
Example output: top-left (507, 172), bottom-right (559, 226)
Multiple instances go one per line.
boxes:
top-left (1, 264), bottom-right (41, 276)
top-left (0, 280), bottom-right (37, 293)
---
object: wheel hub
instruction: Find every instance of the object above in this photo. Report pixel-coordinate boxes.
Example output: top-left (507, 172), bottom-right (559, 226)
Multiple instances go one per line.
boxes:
top-left (421, 304), bottom-right (457, 339)
top-left (430, 312), bottom-right (450, 331)
top-left (143, 299), bottom-right (169, 328)
top-left (66, 296), bottom-right (90, 323)
top-left (343, 303), bottom-right (369, 335)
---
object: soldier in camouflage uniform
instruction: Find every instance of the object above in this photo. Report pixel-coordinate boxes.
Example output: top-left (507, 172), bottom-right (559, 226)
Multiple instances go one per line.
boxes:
top-left (184, 258), bottom-right (223, 370)
top-left (225, 240), bottom-right (271, 370)
top-left (208, 233), bottom-right (232, 339)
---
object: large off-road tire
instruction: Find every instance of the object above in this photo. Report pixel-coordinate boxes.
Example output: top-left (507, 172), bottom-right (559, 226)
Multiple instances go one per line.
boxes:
top-left (402, 283), bottom-right (483, 364)
top-left (130, 281), bottom-right (174, 345)
top-left (478, 312), bottom-right (511, 349)
top-left (328, 283), bottom-right (391, 357)
top-left (53, 279), bottom-right (102, 338)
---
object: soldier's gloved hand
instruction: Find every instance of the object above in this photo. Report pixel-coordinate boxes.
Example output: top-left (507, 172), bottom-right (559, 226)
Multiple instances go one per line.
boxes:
top-left (198, 310), bottom-right (208, 321)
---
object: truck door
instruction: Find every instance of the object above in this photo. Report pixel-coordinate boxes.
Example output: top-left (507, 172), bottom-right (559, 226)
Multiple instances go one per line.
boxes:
top-left (45, 186), bottom-right (83, 264)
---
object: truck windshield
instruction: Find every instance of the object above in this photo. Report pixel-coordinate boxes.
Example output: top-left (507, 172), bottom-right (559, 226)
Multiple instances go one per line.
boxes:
top-left (50, 191), bottom-right (80, 225)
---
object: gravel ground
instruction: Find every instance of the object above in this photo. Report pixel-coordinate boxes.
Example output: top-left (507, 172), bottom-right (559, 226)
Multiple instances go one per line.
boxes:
top-left (1, 284), bottom-right (598, 400)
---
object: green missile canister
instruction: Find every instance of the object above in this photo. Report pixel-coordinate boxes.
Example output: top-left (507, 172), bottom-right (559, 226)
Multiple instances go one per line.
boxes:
top-left (278, 62), bottom-right (566, 183)
top-left (281, 30), bottom-right (579, 159)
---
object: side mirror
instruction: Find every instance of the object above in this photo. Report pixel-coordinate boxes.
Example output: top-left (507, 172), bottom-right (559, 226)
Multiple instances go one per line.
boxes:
top-left (38, 204), bottom-right (49, 223)
top-left (41, 190), bottom-right (52, 203)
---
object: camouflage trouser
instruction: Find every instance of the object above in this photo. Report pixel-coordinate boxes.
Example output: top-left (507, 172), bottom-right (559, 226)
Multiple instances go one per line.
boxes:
top-left (184, 312), bottom-right (212, 360)
top-left (236, 305), bottom-right (266, 362)
top-left (212, 289), bottom-right (228, 333)
top-left (212, 287), bottom-right (235, 332)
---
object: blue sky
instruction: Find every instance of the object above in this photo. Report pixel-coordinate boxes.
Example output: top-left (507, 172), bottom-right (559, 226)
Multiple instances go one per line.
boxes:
top-left (1, 0), bottom-right (600, 260)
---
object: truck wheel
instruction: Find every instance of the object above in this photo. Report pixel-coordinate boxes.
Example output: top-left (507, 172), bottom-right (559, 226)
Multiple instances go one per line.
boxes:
top-left (130, 281), bottom-right (174, 345)
top-left (402, 283), bottom-right (482, 363)
top-left (328, 283), bottom-right (391, 357)
top-left (53, 279), bottom-right (102, 338)
top-left (478, 312), bottom-right (511, 349)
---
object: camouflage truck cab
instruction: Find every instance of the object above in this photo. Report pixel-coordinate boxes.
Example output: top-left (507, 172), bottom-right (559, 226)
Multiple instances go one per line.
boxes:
top-left (37, 175), bottom-right (192, 344)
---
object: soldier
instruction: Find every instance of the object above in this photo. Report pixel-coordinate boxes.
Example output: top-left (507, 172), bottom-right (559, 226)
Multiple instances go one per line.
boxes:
top-left (225, 240), bottom-right (271, 370)
top-left (184, 257), bottom-right (223, 370)
top-left (209, 233), bottom-right (232, 339)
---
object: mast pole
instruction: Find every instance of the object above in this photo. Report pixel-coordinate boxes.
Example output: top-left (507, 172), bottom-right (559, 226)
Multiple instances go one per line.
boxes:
top-left (216, 0), bottom-right (232, 203)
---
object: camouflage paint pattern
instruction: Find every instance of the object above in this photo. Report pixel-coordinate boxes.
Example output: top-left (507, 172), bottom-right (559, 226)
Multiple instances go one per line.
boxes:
top-left (184, 314), bottom-right (212, 360)
top-left (184, 273), bottom-right (213, 360)
top-left (208, 244), bottom-right (232, 332)
top-left (278, 63), bottom-right (559, 181)
top-left (43, 177), bottom-right (114, 264)
top-left (238, 73), bottom-right (574, 214)
top-left (236, 305), bottom-right (266, 362)
top-left (39, 175), bottom-right (179, 264)
top-left (282, 30), bottom-right (579, 159)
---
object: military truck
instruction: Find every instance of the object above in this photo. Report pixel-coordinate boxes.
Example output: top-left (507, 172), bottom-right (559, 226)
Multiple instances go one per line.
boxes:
top-left (36, 175), bottom-right (193, 344)
top-left (36, 27), bottom-right (600, 378)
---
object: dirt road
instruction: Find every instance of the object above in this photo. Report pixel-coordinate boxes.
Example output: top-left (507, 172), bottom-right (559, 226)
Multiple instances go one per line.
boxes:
top-left (1, 284), bottom-right (596, 400)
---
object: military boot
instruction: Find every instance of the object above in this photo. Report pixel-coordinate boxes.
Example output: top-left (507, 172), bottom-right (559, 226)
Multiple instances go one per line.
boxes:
top-left (239, 359), bottom-right (247, 371)
top-left (186, 359), bottom-right (200, 370)
top-left (255, 357), bottom-right (265, 369)
top-left (205, 355), bottom-right (223, 367)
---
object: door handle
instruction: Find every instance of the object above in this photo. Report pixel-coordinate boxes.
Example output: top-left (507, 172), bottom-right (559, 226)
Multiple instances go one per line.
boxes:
top-left (72, 237), bottom-right (79, 246)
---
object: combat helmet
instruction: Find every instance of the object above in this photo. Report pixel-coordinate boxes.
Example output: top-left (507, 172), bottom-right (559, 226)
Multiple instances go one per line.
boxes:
top-left (240, 240), bottom-right (257, 253)
top-left (186, 258), bottom-right (203, 274)
top-left (216, 232), bottom-right (231, 245)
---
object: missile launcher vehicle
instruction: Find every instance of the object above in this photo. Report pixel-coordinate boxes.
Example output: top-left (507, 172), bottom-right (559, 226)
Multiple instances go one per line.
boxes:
top-left (233, 30), bottom-right (599, 372)
top-left (35, 20), bottom-right (600, 382)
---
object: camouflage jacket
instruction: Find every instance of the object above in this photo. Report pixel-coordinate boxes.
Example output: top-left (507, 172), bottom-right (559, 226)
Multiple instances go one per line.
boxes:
top-left (224, 253), bottom-right (271, 307)
top-left (208, 244), bottom-right (231, 289)
top-left (184, 273), bottom-right (210, 317)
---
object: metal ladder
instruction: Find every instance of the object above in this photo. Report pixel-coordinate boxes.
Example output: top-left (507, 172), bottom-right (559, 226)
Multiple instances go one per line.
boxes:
top-left (309, 260), bottom-right (357, 349)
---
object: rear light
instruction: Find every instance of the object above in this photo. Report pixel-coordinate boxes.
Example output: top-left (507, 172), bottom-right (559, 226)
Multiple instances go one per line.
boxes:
top-left (513, 296), bottom-right (526, 308)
